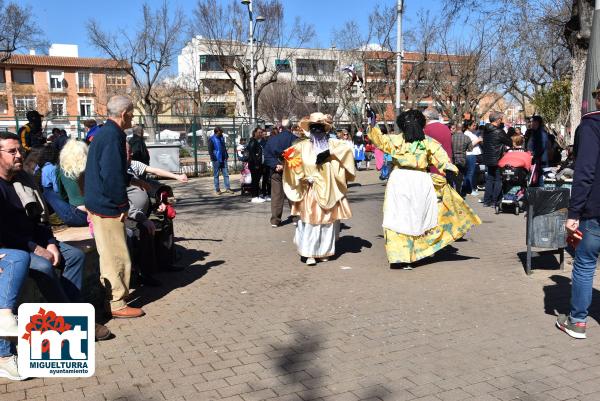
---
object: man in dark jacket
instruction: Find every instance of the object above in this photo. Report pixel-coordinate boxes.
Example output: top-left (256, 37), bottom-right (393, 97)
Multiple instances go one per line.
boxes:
top-left (263, 121), bottom-right (300, 227)
top-left (18, 110), bottom-right (46, 153)
top-left (85, 95), bottom-right (144, 319)
top-left (129, 125), bottom-right (150, 165)
top-left (246, 127), bottom-right (265, 203)
top-left (208, 127), bottom-right (233, 195)
top-left (481, 111), bottom-right (512, 207)
top-left (557, 82), bottom-right (600, 339)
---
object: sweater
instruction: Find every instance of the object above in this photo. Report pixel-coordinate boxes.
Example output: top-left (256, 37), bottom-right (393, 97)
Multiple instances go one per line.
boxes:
top-left (84, 119), bottom-right (131, 217)
top-left (568, 111), bottom-right (600, 219)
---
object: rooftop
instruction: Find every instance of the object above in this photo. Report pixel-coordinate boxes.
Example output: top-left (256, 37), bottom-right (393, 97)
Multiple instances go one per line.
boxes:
top-left (0, 54), bottom-right (129, 69)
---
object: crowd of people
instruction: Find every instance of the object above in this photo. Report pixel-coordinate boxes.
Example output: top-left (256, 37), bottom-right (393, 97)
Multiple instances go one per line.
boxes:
top-left (0, 95), bottom-right (187, 381)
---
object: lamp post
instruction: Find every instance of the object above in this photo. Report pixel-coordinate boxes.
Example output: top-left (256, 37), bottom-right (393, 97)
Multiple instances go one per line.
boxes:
top-left (241, 0), bottom-right (265, 130)
top-left (395, 0), bottom-right (404, 125)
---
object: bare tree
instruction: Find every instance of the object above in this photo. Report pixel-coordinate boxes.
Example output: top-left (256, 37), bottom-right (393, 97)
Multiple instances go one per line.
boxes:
top-left (257, 80), bottom-right (300, 123)
top-left (87, 1), bottom-right (185, 142)
top-left (192, 0), bottom-right (314, 120)
top-left (0, 1), bottom-right (46, 62)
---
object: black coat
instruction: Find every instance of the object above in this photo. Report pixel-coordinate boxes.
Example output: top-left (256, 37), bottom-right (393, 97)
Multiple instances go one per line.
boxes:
top-left (481, 123), bottom-right (512, 167)
top-left (246, 137), bottom-right (263, 170)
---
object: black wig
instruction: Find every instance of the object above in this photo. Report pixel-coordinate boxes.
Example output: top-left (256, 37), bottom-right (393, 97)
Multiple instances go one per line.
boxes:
top-left (396, 109), bottom-right (426, 143)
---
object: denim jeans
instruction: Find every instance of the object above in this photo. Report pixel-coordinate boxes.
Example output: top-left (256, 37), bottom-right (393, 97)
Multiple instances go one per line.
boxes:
top-left (570, 218), bottom-right (600, 323)
top-left (28, 242), bottom-right (84, 304)
top-left (0, 249), bottom-right (31, 357)
top-left (43, 188), bottom-right (88, 227)
top-left (483, 165), bottom-right (502, 206)
top-left (212, 161), bottom-right (231, 191)
top-left (462, 155), bottom-right (477, 196)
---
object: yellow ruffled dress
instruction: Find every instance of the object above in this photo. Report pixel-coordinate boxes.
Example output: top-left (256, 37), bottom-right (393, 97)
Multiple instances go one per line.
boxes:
top-left (368, 126), bottom-right (481, 263)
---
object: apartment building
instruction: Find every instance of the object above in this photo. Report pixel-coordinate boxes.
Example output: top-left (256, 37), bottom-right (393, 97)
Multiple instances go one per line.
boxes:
top-left (0, 44), bottom-right (130, 135)
top-left (176, 37), bottom-right (475, 129)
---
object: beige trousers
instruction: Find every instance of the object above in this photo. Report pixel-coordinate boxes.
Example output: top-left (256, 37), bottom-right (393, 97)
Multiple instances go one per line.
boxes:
top-left (90, 213), bottom-right (131, 311)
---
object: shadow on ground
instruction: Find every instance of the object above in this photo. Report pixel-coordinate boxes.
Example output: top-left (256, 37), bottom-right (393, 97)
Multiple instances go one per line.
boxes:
top-left (543, 274), bottom-right (600, 325)
top-left (517, 250), bottom-right (564, 274)
top-left (129, 247), bottom-right (224, 308)
top-left (271, 328), bottom-right (391, 400)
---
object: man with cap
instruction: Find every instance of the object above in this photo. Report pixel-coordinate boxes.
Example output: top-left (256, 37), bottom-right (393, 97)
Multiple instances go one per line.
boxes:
top-left (557, 81), bottom-right (600, 339)
top-left (18, 110), bottom-right (45, 152)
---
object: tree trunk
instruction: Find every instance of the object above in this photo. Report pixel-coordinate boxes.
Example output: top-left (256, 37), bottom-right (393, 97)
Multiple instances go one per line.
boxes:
top-left (143, 106), bottom-right (157, 143)
top-left (569, 46), bottom-right (587, 144)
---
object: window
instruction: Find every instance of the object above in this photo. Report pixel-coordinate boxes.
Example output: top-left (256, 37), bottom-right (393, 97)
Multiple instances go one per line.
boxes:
top-left (296, 59), bottom-right (336, 75)
top-left (199, 55), bottom-right (235, 72)
top-left (51, 98), bottom-right (66, 117)
top-left (49, 71), bottom-right (64, 91)
top-left (275, 59), bottom-right (291, 72)
top-left (0, 100), bottom-right (7, 114)
top-left (14, 96), bottom-right (36, 117)
top-left (79, 98), bottom-right (93, 117)
top-left (172, 98), bottom-right (194, 115)
top-left (202, 79), bottom-right (235, 94)
top-left (106, 71), bottom-right (127, 86)
top-left (0, 68), bottom-right (5, 91)
top-left (78, 72), bottom-right (92, 90)
top-left (12, 69), bottom-right (34, 84)
top-left (205, 102), bottom-right (235, 117)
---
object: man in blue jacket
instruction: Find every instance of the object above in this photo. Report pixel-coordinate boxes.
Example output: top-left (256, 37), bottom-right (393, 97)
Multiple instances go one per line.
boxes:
top-left (557, 82), bottom-right (600, 339)
top-left (263, 120), bottom-right (300, 227)
top-left (208, 127), bottom-right (233, 195)
top-left (85, 95), bottom-right (144, 319)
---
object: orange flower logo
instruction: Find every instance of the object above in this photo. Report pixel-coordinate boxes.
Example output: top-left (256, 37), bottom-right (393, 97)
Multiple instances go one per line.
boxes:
top-left (283, 147), bottom-right (302, 168)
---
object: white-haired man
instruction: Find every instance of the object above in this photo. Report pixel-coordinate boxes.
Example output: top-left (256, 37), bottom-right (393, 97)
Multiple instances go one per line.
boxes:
top-left (85, 95), bottom-right (145, 319)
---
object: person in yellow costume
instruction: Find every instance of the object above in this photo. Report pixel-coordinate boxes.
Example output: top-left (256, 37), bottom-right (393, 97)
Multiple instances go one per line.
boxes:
top-left (368, 109), bottom-right (481, 269)
top-left (283, 113), bottom-right (356, 266)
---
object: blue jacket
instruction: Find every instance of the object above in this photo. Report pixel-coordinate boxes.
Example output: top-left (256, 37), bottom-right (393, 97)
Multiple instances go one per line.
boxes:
top-left (208, 134), bottom-right (228, 162)
top-left (263, 130), bottom-right (297, 169)
top-left (569, 111), bottom-right (600, 219)
top-left (84, 119), bottom-right (131, 217)
top-left (527, 127), bottom-right (549, 167)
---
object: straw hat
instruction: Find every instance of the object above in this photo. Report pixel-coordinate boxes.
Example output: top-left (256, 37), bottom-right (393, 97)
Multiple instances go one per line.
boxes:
top-left (299, 112), bottom-right (333, 132)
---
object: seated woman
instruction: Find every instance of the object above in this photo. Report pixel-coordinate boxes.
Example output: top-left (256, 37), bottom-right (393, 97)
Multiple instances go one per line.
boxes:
top-left (49, 140), bottom-right (89, 227)
top-left (368, 110), bottom-right (481, 268)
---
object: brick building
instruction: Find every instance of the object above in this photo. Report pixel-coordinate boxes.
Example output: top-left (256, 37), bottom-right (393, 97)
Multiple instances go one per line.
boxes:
top-left (0, 44), bottom-right (130, 136)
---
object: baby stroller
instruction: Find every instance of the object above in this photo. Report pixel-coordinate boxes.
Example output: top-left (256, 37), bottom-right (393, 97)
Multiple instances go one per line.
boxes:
top-left (496, 151), bottom-right (532, 215)
top-left (146, 181), bottom-right (177, 270)
top-left (240, 162), bottom-right (252, 196)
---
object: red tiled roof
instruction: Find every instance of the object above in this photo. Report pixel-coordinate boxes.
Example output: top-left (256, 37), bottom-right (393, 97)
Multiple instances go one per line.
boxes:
top-left (0, 54), bottom-right (129, 69)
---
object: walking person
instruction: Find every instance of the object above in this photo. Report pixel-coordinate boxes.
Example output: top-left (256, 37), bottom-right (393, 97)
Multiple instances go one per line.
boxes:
top-left (368, 110), bottom-right (480, 268)
top-left (528, 116), bottom-right (550, 186)
top-left (208, 127), bottom-right (233, 195)
top-left (247, 127), bottom-right (265, 203)
top-left (264, 121), bottom-right (301, 227)
top-left (462, 120), bottom-right (482, 196)
top-left (283, 113), bottom-right (355, 265)
top-left (481, 112), bottom-right (512, 207)
top-left (556, 82), bottom-right (600, 339)
top-left (353, 135), bottom-right (366, 170)
top-left (85, 95), bottom-right (145, 319)
top-left (451, 123), bottom-right (473, 197)
top-left (423, 108), bottom-right (453, 175)
top-left (259, 130), bottom-right (271, 200)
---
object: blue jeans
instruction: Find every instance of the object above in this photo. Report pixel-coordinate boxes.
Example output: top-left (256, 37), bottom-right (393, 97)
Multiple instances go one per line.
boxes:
top-left (28, 242), bottom-right (84, 304)
top-left (43, 188), bottom-right (88, 227)
top-left (212, 161), bottom-right (231, 191)
top-left (0, 249), bottom-right (31, 357)
top-left (483, 165), bottom-right (502, 206)
top-left (461, 155), bottom-right (477, 196)
top-left (570, 218), bottom-right (600, 323)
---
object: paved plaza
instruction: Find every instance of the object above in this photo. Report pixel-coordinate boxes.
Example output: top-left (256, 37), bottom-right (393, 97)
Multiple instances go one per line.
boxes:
top-left (2, 170), bottom-right (600, 401)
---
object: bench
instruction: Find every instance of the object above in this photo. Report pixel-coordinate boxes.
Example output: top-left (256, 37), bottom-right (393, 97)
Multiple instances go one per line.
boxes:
top-left (17, 226), bottom-right (105, 308)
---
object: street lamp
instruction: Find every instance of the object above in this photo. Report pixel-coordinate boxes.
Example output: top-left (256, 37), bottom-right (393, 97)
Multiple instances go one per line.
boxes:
top-left (241, 0), bottom-right (265, 129)
top-left (395, 0), bottom-right (404, 124)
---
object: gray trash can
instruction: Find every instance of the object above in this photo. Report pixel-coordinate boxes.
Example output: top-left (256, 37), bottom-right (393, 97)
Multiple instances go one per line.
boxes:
top-left (525, 187), bottom-right (570, 275)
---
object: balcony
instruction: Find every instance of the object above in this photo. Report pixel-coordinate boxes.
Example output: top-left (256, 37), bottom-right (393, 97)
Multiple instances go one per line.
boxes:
top-left (77, 86), bottom-right (95, 95)
top-left (0, 83), bottom-right (5, 91)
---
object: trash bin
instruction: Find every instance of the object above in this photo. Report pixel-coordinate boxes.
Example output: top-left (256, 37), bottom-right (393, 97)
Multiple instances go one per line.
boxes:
top-left (525, 187), bottom-right (570, 275)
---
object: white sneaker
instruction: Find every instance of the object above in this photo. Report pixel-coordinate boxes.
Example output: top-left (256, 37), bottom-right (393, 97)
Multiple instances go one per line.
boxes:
top-left (306, 257), bottom-right (316, 266)
top-left (265, 197), bottom-right (271, 202)
top-left (0, 355), bottom-right (27, 381)
top-left (250, 197), bottom-right (266, 203)
top-left (320, 258), bottom-right (329, 262)
top-left (478, 199), bottom-right (484, 203)
top-left (0, 313), bottom-right (18, 337)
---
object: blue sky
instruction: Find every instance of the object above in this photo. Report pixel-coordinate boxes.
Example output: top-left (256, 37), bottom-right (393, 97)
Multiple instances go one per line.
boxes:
top-left (21, 0), bottom-right (445, 58)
